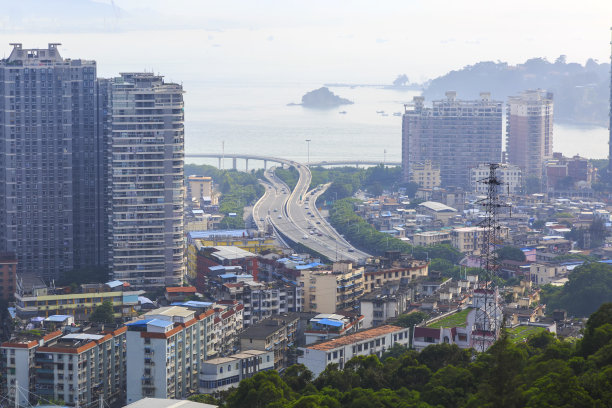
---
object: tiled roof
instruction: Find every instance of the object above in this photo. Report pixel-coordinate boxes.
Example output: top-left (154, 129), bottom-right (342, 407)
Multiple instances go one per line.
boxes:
top-left (307, 325), bottom-right (404, 351)
top-left (166, 286), bottom-right (196, 293)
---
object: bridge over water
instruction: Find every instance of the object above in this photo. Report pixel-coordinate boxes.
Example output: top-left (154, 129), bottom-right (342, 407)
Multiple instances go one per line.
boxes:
top-left (184, 153), bottom-right (400, 170)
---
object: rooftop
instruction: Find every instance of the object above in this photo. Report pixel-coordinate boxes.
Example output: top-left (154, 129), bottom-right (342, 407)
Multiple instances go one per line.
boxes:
top-left (145, 306), bottom-right (195, 319)
top-left (123, 398), bottom-right (217, 408)
top-left (306, 325), bottom-right (404, 351)
top-left (239, 314), bottom-right (299, 339)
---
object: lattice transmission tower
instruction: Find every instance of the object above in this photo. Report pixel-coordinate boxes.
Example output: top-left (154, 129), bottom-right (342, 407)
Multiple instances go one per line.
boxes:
top-left (470, 163), bottom-right (510, 352)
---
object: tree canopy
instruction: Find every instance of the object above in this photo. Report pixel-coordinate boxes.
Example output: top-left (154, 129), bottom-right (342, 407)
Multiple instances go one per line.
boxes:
top-left (202, 304), bottom-right (612, 407)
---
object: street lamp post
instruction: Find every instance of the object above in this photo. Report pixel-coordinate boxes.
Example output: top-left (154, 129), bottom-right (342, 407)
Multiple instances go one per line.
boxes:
top-left (305, 139), bottom-right (311, 167)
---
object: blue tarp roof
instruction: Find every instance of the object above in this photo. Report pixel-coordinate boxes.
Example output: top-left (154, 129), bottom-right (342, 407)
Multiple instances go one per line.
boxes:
top-left (220, 273), bottom-right (237, 279)
top-left (139, 296), bottom-right (154, 304)
top-left (182, 301), bottom-right (213, 308)
top-left (147, 319), bottom-right (173, 328)
top-left (45, 315), bottom-right (72, 322)
top-left (317, 319), bottom-right (343, 327)
top-left (126, 319), bottom-right (153, 326)
top-left (105, 280), bottom-right (124, 288)
top-left (209, 265), bottom-right (226, 271)
top-left (295, 262), bottom-right (323, 270)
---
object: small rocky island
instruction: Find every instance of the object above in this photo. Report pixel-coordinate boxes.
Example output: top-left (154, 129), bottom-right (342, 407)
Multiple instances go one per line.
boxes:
top-left (289, 87), bottom-right (354, 109)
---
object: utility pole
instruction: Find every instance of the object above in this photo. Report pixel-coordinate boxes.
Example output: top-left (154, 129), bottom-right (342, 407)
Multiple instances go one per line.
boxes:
top-left (305, 139), bottom-right (311, 167)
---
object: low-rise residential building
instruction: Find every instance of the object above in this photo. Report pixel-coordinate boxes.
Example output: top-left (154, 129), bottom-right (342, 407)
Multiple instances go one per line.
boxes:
top-left (14, 281), bottom-right (144, 321)
top-left (187, 241), bottom-right (260, 290)
top-left (363, 260), bottom-right (428, 293)
top-left (125, 306), bottom-right (215, 404)
top-left (412, 231), bottom-right (451, 247)
top-left (198, 349), bottom-right (274, 395)
top-left (304, 313), bottom-right (364, 345)
top-left (360, 285), bottom-right (411, 328)
top-left (417, 202), bottom-right (458, 225)
top-left (209, 301), bottom-right (244, 358)
top-left (410, 161), bottom-right (441, 189)
top-left (529, 262), bottom-right (568, 285)
top-left (238, 314), bottom-right (299, 371)
top-left (165, 286), bottom-right (198, 303)
top-left (451, 226), bottom-right (510, 255)
top-left (298, 262), bottom-right (365, 313)
top-left (1, 326), bottom-right (127, 407)
top-left (470, 163), bottom-right (522, 194)
top-left (219, 280), bottom-right (302, 326)
top-left (298, 325), bottom-right (410, 377)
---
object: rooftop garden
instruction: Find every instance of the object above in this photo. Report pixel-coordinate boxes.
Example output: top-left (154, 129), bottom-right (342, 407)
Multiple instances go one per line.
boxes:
top-left (426, 308), bottom-right (470, 328)
top-left (506, 325), bottom-right (547, 343)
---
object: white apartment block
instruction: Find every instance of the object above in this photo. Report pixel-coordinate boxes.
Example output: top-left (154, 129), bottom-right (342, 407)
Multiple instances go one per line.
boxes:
top-left (198, 350), bottom-right (273, 394)
top-left (298, 325), bottom-right (410, 377)
top-left (470, 163), bottom-right (522, 195)
top-left (1, 327), bottom-right (126, 407)
top-left (126, 306), bottom-right (214, 404)
top-left (110, 73), bottom-right (185, 289)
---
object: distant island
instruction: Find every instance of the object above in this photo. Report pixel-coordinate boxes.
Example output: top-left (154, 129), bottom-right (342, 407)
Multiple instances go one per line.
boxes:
top-left (288, 87), bottom-right (354, 109)
top-left (421, 56), bottom-right (610, 127)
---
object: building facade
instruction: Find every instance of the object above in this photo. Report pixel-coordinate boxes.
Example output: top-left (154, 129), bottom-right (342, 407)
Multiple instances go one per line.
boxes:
top-left (410, 161), bottom-right (441, 189)
top-left (0, 43), bottom-right (109, 281)
top-left (238, 314), bottom-right (299, 371)
top-left (0, 252), bottom-right (17, 301)
top-left (506, 90), bottom-right (553, 180)
top-left (470, 163), bottom-right (522, 194)
top-left (298, 325), bottom-right (410, 377)
top-left (402, 92), bottom-right (503, 188)
top-left (125, 306), bottom-right (214, 403)
top-left (110, 73), bottom-right (185, 288)
top-left (1, 326), bottom-right (126, 407)
top-left (198, 350), bottom-right (274, 395)
top-left (298, 262), bottom-right (365, 313)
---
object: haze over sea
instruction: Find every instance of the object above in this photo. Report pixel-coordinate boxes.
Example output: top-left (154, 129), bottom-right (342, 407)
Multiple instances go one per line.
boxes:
top-left (184, 81), bottom-right (608, 168)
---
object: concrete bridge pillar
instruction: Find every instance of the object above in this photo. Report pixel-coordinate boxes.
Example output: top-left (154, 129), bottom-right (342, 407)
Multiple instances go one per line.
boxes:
top-left (264, 160), bottom-right (267, 170)
top-left (245, 158), bottom-right (249, 171)
top-left (232, 157), bottom-right (237, 170)
top-left (218, 157), bottom-right (221, 169)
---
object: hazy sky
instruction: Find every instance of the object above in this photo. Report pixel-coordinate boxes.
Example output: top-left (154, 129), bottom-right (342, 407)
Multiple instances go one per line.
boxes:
top-left (1, 0), bottom-right (611, 84)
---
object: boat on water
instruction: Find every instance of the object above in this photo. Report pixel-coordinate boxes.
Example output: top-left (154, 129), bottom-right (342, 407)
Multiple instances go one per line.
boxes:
top-left (376, 110), bottom-right (385, 114)
top-left (393, 112), bottom-right (402, 116)
top-left (339, 111), bottom-right (347, 114)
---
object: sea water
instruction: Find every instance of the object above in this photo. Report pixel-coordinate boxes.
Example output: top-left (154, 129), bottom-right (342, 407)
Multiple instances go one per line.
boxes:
top-left (183, 81), bottom-right (608, 168)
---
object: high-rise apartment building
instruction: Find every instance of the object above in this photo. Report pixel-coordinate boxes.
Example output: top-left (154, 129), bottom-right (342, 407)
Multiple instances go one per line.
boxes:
top-left (402, 92), bottom-right (503, 188)
top-left (506, 90), bottom-right (553, 179)
top-left (0, 43), bottom-right (108, 281)
top-left (110, 73), bottom-right (185, 288)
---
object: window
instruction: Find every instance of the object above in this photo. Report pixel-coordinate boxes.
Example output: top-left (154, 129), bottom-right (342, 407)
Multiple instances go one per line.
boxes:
top-left (327, 353), bottom-right (331, 361)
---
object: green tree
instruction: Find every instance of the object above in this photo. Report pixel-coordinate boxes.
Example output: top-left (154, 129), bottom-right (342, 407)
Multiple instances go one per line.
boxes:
top-left (225, 370), bottom-right (295, 408)
top-left (396, 311), bottom-right (429, 328)
top-left (188, 394), bottom-right (220, 405)
top-left (544, 263), bottom-right (612, 317)
top-left (496, 246), bottom-right (526, 262)
top-left (89, 300), bottom-right (115, 324)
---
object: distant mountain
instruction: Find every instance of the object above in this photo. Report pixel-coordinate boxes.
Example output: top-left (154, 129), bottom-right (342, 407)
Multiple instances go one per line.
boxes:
top-left (292, 87), bottom-right (354, 109)
top-left (422, 57), bottom-right (610, 126)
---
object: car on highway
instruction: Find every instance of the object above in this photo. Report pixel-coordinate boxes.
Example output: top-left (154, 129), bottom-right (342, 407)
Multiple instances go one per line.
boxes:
top-left (259, 218), bottom-right (264, 221)
top-left (302, 235), bottom-right (308, 239)
top-left (273, 208), bottom-right (278, 212)
top-left (348, 248), bottom-right (354, 252)
top-left (316, 221), bottom-right (321, 224)
top-left (277, 215), bottom-right (282, 219)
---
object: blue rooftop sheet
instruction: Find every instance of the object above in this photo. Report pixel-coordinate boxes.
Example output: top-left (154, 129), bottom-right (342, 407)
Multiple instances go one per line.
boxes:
top-left (126, 319), bottom-right (153, 326)
top-left (220, 273), bottom-right (237, 279)
top-left (147, 319), bottom-right (174, 328)
top-left (317, 318), bottom-right (343, 327)
top-left (182, 301), bottom-right (213, 308)
top-left (45, 315), bottom-right (72, 322)
top-left (295, 262), bottom-right (323, 270)
top-left (209, 265), bottom-right (226, 271)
